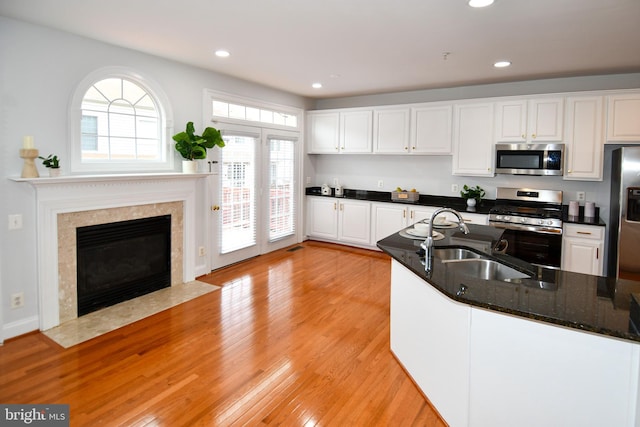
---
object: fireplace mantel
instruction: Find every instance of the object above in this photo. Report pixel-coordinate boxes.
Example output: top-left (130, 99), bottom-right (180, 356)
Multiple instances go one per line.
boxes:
top-left (14, 173), bottom-right (208, 330)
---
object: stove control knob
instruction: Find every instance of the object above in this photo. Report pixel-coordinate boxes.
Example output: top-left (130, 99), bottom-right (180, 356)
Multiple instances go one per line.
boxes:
top-left (538, 219), bottom-right (544, 225)
top-left (504, 216), bottom-right (511, 221)
top-left (520, 217), bottom-right (527, 223)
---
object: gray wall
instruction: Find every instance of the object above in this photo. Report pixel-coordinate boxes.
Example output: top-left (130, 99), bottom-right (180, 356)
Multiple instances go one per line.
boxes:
top-left (0, 16), bottom-right (310, 340)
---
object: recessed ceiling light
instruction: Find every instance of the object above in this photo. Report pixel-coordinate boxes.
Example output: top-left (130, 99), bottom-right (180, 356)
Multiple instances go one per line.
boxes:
top-left (312, 83), bottom-right (323, 89)
top-left (494, 61), bottom-right (511, 68)
top-left (215, 50), bottom-right (230, 58)
top-left (468, 0), bottom-right (494, 7)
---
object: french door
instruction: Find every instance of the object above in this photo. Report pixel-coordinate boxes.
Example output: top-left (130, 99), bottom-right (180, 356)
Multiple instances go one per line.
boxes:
top-left (210, 123), bottom-right (300, 269)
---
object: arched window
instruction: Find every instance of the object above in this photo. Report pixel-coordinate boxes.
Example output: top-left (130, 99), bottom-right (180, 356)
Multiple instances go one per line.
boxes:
top-left (70, 67), bottom-right (173, 173)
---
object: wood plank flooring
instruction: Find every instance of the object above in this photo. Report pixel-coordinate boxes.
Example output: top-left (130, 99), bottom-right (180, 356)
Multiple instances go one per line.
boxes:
top-left (0, 241), bottom-right (446, 426)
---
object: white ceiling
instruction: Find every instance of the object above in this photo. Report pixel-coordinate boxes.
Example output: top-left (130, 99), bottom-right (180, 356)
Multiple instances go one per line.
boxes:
top-left (1, 0), bottom-right (640, 99)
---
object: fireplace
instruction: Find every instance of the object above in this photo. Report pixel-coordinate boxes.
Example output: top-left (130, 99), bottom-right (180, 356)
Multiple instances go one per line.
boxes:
top-left (76, 215), bottom-right (172, 316)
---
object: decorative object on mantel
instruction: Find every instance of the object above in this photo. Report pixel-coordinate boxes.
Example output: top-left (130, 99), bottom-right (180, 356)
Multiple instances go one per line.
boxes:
top-left (38, 154), bottom-right (61, 177)
top-left (172, 121), bottom-right (225, 173)
top-left (19, 135), bottom-right (39, 178)
top-left (460, 184), bottom-right (485, 207)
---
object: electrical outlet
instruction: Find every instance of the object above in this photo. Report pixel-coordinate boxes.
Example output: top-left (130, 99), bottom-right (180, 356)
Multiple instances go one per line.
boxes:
top-left (8, 214), bottom-right (23, 230)
top-left (377, 180), bottom-right (384, 188)
top-left (576, 191), bottom-right (586, 201)
top-left (11, 292), bottom-right (24, 309)
top-left (198, 246), bottom-right (206, 257)
top-left (451, 184), bottom-right (459, 193)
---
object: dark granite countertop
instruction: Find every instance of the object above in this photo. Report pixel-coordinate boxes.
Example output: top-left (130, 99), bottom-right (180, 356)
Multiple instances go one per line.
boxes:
top-left (377, 223), bottom-right (639, 343)
top-left (305, 187), bottom-right (495, 214)
top-left (306, 187), bottom-right (606, 226)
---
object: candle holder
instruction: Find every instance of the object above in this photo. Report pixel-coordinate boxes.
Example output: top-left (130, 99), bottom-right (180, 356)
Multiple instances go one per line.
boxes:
top-left (19, 148), bottom-right (40, 178)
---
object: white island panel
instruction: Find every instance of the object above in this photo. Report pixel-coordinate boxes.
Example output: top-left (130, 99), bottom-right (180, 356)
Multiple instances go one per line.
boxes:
top-left (469, 307), bottom-right (640, 427)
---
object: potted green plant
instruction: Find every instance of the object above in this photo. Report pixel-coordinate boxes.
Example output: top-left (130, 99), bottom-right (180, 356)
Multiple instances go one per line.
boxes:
top-left (172, 122), bottom-right (225, 173)
top-left (38, 154), bottom-right (61, 177)
top-left (460, 184), bottom-right (485, 207)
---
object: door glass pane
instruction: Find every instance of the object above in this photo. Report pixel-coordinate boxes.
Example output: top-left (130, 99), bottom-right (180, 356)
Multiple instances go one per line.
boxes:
top-left (220, 135), bottom-right (256, 254)
top-left (269, 138), bottom-right (295, 241)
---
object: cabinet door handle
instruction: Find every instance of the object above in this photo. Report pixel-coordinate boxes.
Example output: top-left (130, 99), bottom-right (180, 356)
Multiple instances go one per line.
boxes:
top-left (577, 231), bottom-right (592, 235)
top-left (340, 203), bottom-right (344, 211)
top-left (596, 248), bottom-right (599, 259)
top-left (334, 202), bottom-right (337, 210)
top-left (531, 133), bottom-right (537, 139)
top-left (410, 211), bottom-right (414, 219)
top-left (403, 210), bottom-right (406, 218)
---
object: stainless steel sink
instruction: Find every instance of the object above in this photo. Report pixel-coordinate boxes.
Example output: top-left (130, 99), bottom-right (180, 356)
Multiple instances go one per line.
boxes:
top-left (442, 258), bottom-right (530, 281)
top-left (433, 248), bottom-right (484, 261)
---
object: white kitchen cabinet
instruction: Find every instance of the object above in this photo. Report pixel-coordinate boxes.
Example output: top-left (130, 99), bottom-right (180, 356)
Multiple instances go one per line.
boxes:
top-left (607, 93), bottom-right (640, 142)
top-left (409, 103), bottom-right (453, 154)
top-left (564, 96), bottom-right (605, 181)
top-left (440, 211), bottom-right (488, 225)
top-left (307, 111), bottom-right (340, 153)
top-left (337, 199), bottom-right (372, 246)
top-left (307, 109), bottom-right (373, 153)
top-left (373, 107), bottom-right (411, 154)
top-left (306, 196), bottom-right (371, 246)
top-left (307, 196), bottom-right (339, 239)
top-left (561, 223), bottom-right (604, 275)
top-left (372, 203), bottom-right (408, 243)
top-left (494, 97), bottom-right (564, 143)
top-left (452, 102), bottom-right (494, 176)
top-left (371, 203), bottom-right (439, 244)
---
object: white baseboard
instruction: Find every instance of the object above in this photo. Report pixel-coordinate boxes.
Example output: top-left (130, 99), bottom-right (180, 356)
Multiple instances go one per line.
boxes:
top-left (3, 315), bottom-right (39, 340)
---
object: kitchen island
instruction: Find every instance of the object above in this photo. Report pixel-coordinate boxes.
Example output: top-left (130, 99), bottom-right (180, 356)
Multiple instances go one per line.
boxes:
top-left (377, 223), bottom-right (640, 427)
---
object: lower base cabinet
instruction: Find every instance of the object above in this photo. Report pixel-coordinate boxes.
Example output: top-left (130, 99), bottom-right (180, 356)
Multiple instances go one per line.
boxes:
top-left (391, 260), bottom-right (640, 427)
top-left (306, 196), bottom-right (371, 246)
top-left (562, 223), bottom-right (604, 275)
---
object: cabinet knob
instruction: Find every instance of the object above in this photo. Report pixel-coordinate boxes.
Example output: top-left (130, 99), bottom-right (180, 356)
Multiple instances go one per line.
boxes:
top-left (531, 133), bottom-right (537, 139)
top-left (341, 146), bottom-right (345, 150)
top-left (412, 146), bottom-right (416, 150)
top-left (568, 169), bottom-right (572, 173)
top-left (404, 146), bottom-right (408, 151)
top-left (521, 134), bottom-right (526, 139)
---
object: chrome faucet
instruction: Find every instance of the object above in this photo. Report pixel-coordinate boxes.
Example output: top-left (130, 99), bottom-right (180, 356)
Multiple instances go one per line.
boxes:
top-left (421, 208), bottom-right (470, 272)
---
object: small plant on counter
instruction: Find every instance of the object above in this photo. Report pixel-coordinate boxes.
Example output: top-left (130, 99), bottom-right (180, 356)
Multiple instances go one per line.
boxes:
top-left (38, 154), bottom-right (60, 169)
top-left (460, 185), bottom-right (485, 203)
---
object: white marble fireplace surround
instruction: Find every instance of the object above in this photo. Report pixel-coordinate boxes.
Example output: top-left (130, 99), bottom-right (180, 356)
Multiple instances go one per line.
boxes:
top-left (24, 173), bottom-right (208, 331)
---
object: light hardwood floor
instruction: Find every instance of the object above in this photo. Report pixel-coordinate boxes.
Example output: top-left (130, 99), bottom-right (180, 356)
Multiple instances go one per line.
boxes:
top-left (0, 241), bottom-right (446, 426)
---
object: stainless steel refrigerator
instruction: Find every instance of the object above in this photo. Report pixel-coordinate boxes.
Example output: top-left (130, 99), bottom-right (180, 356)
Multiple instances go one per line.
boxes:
top-left (608, 147), bottom-right (640, 280)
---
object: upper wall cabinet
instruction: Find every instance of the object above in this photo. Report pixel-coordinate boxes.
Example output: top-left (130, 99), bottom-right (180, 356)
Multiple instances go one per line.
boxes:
top-left (563, 96), bottom-right (604, 181)
top-left (494, 98), bottom-right (564, 143)
top-left (452, 102), bottom-right (494, 176)
top-left (373, 107), bottom-right (411, 154)
top-left (606, 93), bottom-right (640, 142)
top-left (307, 109), bottom-right (373, 153)
top-left (410, 103), bottom-right (453, 155)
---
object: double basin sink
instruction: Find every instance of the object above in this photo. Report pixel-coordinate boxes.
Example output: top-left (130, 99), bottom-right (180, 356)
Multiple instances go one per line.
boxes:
top-left (432, 247), bottom-right (530, 282)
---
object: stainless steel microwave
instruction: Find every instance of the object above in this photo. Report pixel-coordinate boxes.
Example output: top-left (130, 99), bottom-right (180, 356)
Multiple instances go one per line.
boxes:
top-left (495, 143), bottom-right (564, 176)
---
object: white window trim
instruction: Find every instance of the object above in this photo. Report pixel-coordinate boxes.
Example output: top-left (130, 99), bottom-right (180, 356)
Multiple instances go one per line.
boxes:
top-left (69, 66), bottom-right (174, 173)
top-left (203, 89), bottom-right (302, 132)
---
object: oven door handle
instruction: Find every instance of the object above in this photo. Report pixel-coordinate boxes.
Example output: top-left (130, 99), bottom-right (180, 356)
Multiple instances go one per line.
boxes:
top-left (489, 222), bottom-right (563, 235)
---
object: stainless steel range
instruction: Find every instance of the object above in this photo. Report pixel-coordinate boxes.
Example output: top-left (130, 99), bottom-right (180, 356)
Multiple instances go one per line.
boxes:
top-left (489, 187), bottom-right (563, 269)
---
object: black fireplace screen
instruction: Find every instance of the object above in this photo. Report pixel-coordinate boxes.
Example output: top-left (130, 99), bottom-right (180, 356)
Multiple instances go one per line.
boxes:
top-left (76, 215), bottom-right (171, 316)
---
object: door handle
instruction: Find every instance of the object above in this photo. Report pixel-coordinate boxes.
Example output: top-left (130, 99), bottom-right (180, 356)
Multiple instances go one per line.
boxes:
top-left (211, 205), bottom-right (220, 211)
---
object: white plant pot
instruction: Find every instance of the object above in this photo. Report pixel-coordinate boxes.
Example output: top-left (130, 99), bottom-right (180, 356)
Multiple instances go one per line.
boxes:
top-left (48, 168), bottom-right (61, 177)
top-left (182, 160), bottom-right (197, 174)
top-left (466, 198), bottom-right (476, 207)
